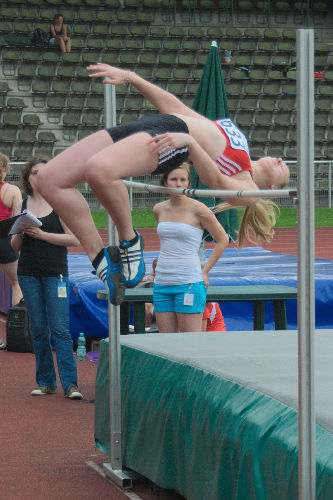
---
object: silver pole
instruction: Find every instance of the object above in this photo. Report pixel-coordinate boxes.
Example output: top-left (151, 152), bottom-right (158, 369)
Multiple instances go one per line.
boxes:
top-left (328, 161), bottom-right (332, 209)
top-left (296, 29), bottom-right (316, 500)
top-left (103, 85), bottom-right (132, 488)
top-left (122, 180), bottom-right (295, 199)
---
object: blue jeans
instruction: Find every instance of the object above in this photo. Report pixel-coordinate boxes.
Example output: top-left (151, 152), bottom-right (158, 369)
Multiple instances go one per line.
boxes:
top-left (18, 275), bottom-right (77, 394)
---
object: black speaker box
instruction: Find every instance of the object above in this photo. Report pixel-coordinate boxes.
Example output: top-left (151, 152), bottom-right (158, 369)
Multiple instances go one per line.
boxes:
top-left (6, 302), bottom-right (34, 353)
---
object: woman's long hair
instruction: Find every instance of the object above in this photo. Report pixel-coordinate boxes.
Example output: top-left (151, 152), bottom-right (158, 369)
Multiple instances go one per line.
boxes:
top-left (20, 156), bottom-right (49, 196)
top-left (213, 199), bottom-right (279, 247)
top-left (0, 153), bottom-right (9, 183)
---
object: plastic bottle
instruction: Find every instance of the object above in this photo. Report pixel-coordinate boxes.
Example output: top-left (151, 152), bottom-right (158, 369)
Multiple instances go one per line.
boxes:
top-left (77, 333), bottom-right (86, 361)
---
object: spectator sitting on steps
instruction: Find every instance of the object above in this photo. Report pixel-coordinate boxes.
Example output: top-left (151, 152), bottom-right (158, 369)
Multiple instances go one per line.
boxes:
top-left (49, 14), bottom-right (71, 53)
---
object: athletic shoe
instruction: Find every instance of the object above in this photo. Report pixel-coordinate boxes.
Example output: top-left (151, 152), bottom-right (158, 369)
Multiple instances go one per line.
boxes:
top-left (96, 246), bottom-right (125, 305)
top-left (119, 230), bottom-right (145, 288)
top-left (0, 338), bottom-right (5, 349)
top-left (31, 386), bottom-right (56, 396)
top-left (65, 386), bottom-right (83, 400)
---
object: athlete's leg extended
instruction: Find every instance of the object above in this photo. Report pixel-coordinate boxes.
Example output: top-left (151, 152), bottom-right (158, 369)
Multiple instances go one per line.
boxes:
top-left (36, 130), bottom-right (112, 262)
top-left (37, 129), bottom-right (159, 298)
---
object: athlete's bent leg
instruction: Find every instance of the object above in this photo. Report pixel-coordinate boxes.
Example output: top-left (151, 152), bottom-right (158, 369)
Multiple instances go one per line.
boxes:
top-left (36, 130), bottom-right (112, 262)
top-left (84, 132), bottom-right (158, 287)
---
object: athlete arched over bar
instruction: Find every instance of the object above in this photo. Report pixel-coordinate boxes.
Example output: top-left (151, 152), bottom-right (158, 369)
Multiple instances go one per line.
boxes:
top-left (36, 63), bottom-right (290, 305)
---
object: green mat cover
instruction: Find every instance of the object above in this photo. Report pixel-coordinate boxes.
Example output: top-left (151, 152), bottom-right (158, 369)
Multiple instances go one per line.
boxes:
top-left (95, 342), bottom-right (333, 500)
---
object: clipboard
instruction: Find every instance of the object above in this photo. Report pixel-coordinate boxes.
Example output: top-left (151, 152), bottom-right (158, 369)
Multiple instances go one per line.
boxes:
top-left (0, 210), bottom-right (42, 238)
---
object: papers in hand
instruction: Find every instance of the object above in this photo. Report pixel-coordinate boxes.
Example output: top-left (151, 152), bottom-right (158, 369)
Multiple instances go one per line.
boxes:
top-left (9, 210), bottom-right (42, 235)
top-left (0, 210), bottom-right (42, 238)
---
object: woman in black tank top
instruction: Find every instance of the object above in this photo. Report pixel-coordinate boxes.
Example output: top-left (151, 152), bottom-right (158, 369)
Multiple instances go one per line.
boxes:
top-left (49, 14), bottom-right (71, 53)
top-left (11, 156), bottom-right (82, 399)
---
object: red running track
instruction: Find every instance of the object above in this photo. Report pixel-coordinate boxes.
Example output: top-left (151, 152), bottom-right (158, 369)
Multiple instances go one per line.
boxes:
top-left (3, 225), bottom-right (328, 500)
top-left (70, 227), bottom-right (333, 260)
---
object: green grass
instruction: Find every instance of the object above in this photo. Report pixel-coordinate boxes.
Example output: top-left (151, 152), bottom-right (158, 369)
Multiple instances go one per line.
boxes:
top-left (275, 208), bottom-right (333, 227)
top-left (92, 207), bottom-right (333, 229)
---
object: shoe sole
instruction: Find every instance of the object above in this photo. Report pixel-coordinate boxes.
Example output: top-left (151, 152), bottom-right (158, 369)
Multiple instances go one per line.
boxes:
top-left (31, 391), bottom-right (55, 396)
top-left (123, 233), bottom-right (146, 288)
top-left (66, 393), bottom-right (83, 400)
top-left (105, 246), bottom-right (125, 305)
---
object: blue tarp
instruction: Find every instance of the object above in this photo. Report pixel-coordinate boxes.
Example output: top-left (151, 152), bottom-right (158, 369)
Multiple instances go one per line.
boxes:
top-left (68, 248), bottom-right (333, 339)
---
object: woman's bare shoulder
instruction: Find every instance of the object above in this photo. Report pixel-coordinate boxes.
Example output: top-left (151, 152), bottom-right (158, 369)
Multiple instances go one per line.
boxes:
top-left (153, 199), bottom-right (168, 210)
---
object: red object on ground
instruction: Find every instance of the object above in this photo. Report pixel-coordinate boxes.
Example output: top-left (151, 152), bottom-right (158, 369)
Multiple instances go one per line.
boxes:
top-left (203, 302), bottom-right (226, 331)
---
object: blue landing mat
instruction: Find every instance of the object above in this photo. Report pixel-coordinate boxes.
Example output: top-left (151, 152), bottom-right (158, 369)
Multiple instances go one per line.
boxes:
top-left (68, 248), bottom-right (333, 340)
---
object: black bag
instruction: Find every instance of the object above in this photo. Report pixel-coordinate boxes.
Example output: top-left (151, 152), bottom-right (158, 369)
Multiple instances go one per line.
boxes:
top-left (6, 301), bottom-right (34, 353)
top-left (31, 28), bottom-right (49, 45)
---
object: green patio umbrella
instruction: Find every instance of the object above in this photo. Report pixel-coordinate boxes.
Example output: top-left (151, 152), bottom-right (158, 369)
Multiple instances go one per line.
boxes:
top-left (191, 41), bottom-right (239, 242)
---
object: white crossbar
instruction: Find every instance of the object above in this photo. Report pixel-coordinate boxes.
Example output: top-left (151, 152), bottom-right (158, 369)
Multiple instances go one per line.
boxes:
top-left (123, 180), bottom-right (296, 199)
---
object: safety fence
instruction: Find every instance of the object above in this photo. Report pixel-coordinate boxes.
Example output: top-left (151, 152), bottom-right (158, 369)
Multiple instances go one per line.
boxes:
top-left (7, 159), bottom-right (333, 210)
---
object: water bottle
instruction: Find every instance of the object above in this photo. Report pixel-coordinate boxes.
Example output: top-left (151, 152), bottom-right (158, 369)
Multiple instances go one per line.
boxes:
top-left (77, 333), bottom-right (86, 361)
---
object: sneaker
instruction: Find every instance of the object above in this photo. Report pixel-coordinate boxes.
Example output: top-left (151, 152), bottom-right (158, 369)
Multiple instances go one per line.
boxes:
top-left (0, 338), bottom-right (5, 349)
top-left (119, 230), bottom-right (145, 288)
top-left (65, 386), bottom-right (83, 400)
top-left (96, 246), bottom-right (125, 305)
top-left (31, 386), bottom-right (56, 396)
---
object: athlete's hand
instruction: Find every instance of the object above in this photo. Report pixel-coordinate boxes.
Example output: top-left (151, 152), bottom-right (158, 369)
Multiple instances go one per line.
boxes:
top-left (148, 132), bottom-right (194, 154)
top-left (87, 63), bottom-right (131, 85)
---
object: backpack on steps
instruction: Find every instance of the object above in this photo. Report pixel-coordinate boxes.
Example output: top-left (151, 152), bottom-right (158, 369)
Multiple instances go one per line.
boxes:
top-left (31, 28), bottom-right (50, 46)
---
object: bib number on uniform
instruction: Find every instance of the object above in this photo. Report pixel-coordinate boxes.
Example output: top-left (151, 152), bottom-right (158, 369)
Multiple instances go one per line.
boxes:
top-left (217, 119), bottom-right (250, 155)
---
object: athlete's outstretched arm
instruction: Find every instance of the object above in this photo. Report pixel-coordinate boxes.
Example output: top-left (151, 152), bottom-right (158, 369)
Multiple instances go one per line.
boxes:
top-left (149, 132), bottom-right (259, 206)
top-left (87, 63), bottom-right (206, 119)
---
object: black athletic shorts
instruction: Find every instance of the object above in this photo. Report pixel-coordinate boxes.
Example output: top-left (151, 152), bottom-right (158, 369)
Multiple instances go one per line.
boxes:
top-left (0, 236), bottom-right (19, 264)
top-left (106, 114), bottom-right (189, 175)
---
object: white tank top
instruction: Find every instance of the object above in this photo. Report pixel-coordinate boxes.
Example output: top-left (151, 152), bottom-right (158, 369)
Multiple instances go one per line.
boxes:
top-left (154, 222), bottom-right (203, 285)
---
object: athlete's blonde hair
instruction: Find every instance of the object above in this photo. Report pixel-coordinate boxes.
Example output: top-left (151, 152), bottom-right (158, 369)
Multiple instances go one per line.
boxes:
top-left (213, 199), bottom-right (279, 247)
top-left (0, 153), bottom-right (9, 182)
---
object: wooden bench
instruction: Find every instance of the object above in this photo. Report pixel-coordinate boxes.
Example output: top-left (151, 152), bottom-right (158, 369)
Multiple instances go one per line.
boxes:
top-left (97, 285), bottom-right (297, 333)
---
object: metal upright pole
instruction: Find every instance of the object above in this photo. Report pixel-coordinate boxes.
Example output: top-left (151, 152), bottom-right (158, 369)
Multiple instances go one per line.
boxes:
top-left (328, 161), bottom-right (332, 209)
top-left (296, 29), bottom-right (316, 500)
top-left (103, 84), bottom-right (132, 489)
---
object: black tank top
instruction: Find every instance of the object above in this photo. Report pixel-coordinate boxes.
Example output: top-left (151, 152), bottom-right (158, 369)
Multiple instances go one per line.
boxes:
top-left (18, 199), bottom-right (68, 277)
top-left (50, 23), bottom-right (63, 36)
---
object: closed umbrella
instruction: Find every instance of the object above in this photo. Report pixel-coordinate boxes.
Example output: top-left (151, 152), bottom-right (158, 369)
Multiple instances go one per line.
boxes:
top-left (191, 40), bottom-right (239, 242)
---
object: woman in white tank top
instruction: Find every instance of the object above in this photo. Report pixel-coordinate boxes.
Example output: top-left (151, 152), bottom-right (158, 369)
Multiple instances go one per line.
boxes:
top-left (153, 163), bottom-right (229, 334)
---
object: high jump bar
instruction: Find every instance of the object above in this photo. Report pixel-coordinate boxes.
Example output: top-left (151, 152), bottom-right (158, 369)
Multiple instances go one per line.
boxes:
top-left (123, 180), bottom-right (296, 199)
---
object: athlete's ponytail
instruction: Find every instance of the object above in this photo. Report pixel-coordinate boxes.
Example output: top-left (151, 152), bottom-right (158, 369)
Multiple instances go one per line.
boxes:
top-left (212, 199), bottom-right (279, 247)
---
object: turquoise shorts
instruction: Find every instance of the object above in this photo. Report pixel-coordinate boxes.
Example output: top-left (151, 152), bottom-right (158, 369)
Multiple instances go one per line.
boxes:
top-left (153, 281), bottom-right (206, 314)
